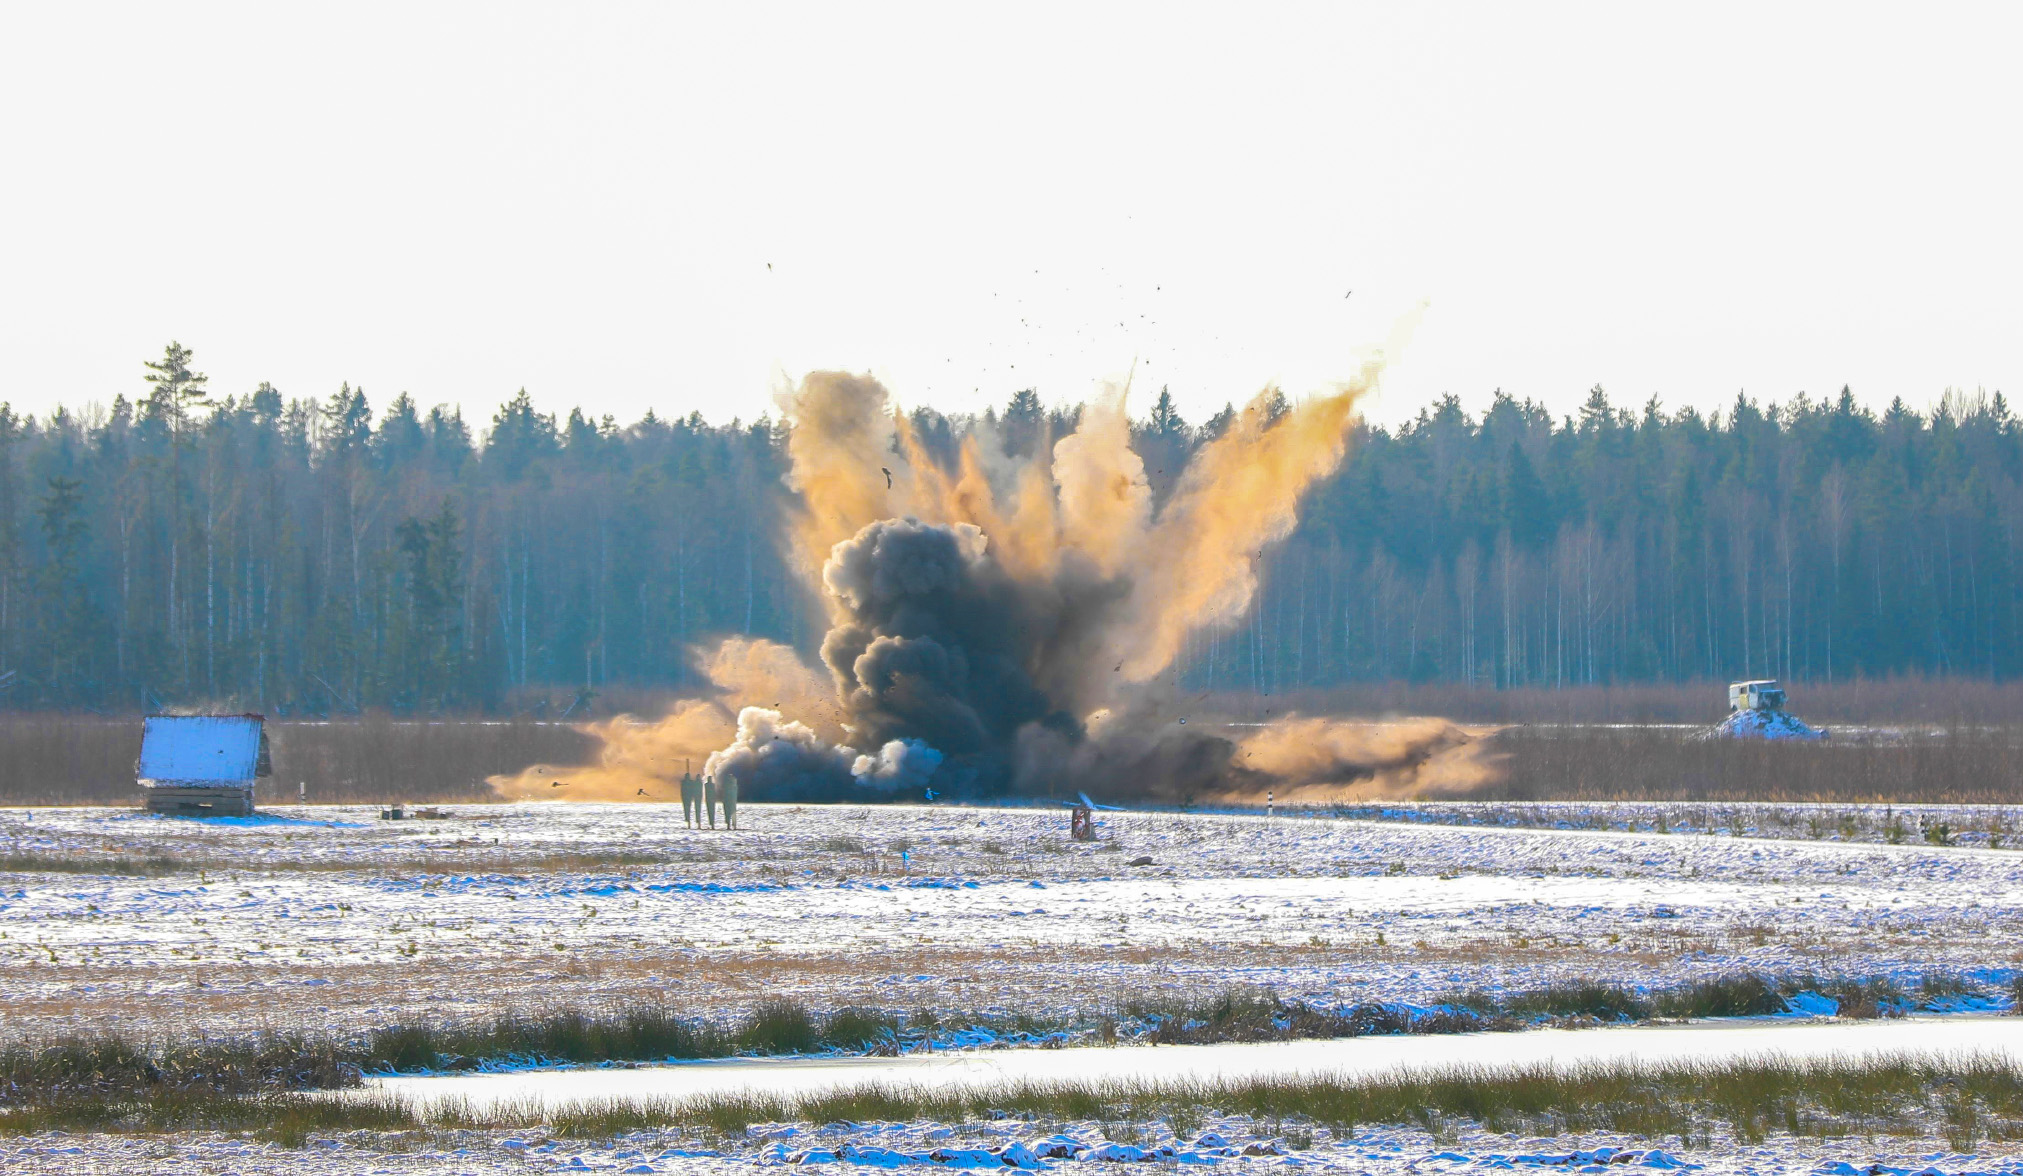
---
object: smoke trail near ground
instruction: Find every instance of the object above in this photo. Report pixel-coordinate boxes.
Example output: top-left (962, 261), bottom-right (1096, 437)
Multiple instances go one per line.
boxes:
top-left (1229, 716), bottom-right (1505, 802)
top-left (491, 308), bottom-right (1502, 805)
top-left (489, 637), bottom-right (836, 801)
top-left (488, 697), bottom-right (734, 802)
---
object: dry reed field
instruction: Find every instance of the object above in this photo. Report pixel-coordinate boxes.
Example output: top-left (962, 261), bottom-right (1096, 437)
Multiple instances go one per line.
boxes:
top-left (1244, 676), bottom-right (2023, 725)
top-left (0, 715), bottom-right (593, 806)
top-left (1486, 726), bottom-right (2023, 804)
top-left (6, 677), bottom-right (2023, 807)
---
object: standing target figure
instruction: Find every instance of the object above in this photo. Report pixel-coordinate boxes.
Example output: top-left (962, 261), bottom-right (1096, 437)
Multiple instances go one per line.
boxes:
top-left (679, 765), bottom-right (701, 828)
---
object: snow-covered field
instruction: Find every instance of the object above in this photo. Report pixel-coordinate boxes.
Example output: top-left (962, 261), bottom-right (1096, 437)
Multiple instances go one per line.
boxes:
top-left (4, 800), bottom-right (2021, 1037)
top-left (6, 800), bottom-right (2023, 1174)
top-left (1321, 800), bottom-right (2022, 851)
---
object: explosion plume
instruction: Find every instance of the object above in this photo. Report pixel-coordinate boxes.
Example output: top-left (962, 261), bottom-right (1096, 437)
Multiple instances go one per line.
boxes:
top-left (492, 312), bottom-right (1500, 805)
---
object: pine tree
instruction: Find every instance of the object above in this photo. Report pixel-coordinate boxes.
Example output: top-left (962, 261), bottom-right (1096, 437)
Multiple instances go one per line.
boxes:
top-left (0, 406), bottom-right (21, 679)
top-left (142, 342), bottom-right (210, 681)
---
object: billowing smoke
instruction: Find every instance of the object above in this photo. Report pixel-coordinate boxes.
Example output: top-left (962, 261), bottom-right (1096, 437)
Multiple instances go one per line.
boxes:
top-left (817, 516), bottom-right (1121, 754)
top-left (493, 307), bottom-right (1503, 806)
top-left (851, 739), bottom-right (944, 794)
top-left (704, 707), bottom-right (858, 801)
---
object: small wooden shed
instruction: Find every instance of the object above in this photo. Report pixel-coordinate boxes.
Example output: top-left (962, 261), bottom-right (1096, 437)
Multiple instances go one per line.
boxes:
top-left (136, 714), bottom-right (272, 816)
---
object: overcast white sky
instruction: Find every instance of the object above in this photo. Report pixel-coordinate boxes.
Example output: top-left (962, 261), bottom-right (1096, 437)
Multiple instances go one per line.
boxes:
top-left (1, 3), bottom-right (2017, 433)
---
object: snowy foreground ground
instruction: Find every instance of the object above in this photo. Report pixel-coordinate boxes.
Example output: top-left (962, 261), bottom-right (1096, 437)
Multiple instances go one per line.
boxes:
top-left (14, 1116), bottom-right (2023, 1176)
top-left (4, 800), bottom-right (2023, 1173)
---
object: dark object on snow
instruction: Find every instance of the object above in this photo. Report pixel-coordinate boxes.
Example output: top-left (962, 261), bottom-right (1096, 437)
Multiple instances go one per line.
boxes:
top-left (1127, 855), bottom-right (1154, 867)
top-left (380, 804), bottom-right (448, 820)
top-left (1064, 791), bottom-right (1121, 841)
top-left (136, 714), bottom-right (271, 817)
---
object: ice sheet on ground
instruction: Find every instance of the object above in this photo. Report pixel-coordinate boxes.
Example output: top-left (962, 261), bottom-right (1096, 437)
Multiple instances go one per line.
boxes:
top-left (366, 1015), bottom-right (2023, 1112)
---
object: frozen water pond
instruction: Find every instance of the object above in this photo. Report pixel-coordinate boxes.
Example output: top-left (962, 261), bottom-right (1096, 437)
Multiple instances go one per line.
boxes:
top-left (368, 1014), bottom-right (2023, 1113)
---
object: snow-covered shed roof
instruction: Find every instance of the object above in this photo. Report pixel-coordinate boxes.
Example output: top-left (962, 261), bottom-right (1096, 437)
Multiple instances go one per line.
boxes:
top-left (137, 715), bottom-right (270, 786)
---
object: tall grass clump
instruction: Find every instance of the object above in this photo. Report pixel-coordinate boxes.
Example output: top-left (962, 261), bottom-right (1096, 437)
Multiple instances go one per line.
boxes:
top-left (359, 1000), bottom-right (877, 1071)
top-left (2, 1002), bottom-right (839, 1105)
top-left (0, 1089), bottom-right (421, 1145)
top-left (0, 1031), bottom-right (362, 1100)
top-left (0, 852), bottom-right (188, 876)
top-left (1652, 974), bottom-right (1787, 1018)
top-left (1499, 982), bottom-right (1651, 1021)
top-left (820, 1007), bottom-right (906, 1053)
top-left (362, 1004), bottom-right (733, 1071)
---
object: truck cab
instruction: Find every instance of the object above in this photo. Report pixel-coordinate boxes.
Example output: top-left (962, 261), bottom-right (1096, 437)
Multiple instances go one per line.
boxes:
top-left (1727, 680), bottom-right (1786, 713)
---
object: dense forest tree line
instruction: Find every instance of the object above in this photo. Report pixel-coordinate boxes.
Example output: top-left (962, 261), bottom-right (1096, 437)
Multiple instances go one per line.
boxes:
top-left (0, 343), bottom-right (2016, 713)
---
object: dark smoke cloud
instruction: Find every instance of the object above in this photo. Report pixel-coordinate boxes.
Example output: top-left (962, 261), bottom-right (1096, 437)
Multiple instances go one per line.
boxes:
top-left (819, 517), bottom-right (1121, 758)
top-left (816, 515), bottom-right (1273, 801)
